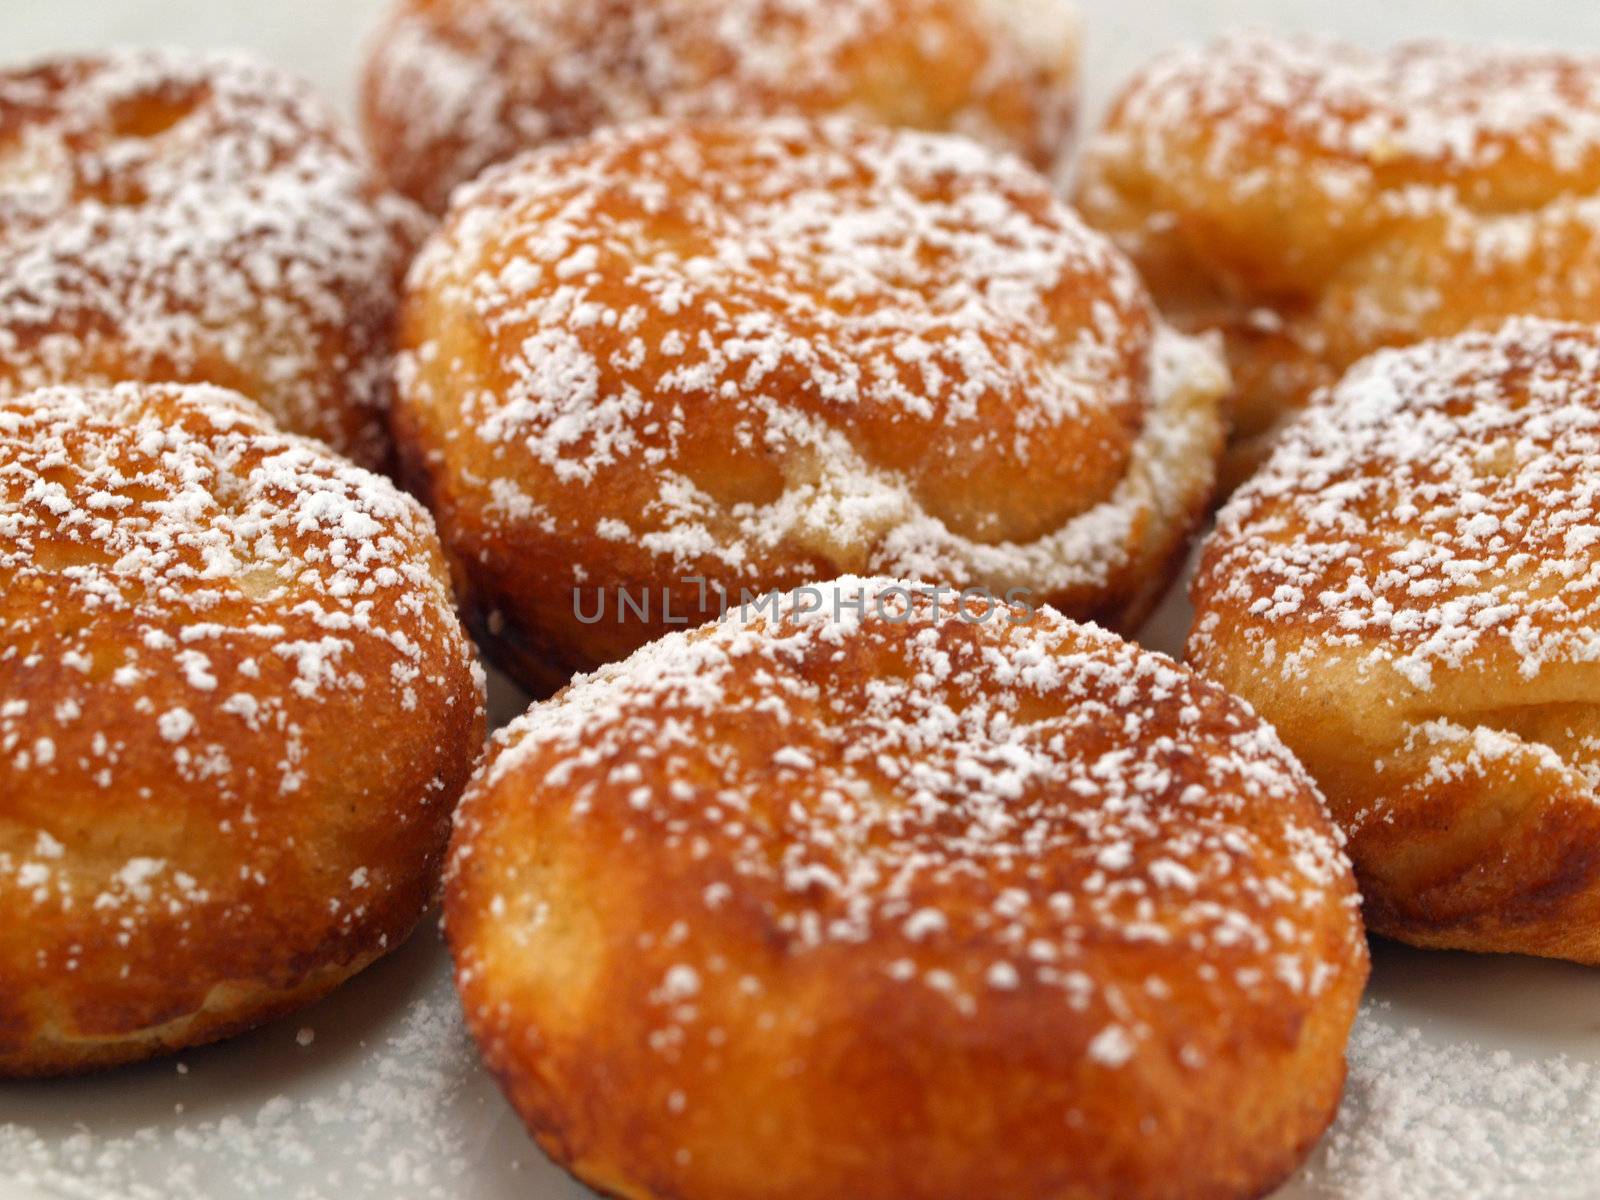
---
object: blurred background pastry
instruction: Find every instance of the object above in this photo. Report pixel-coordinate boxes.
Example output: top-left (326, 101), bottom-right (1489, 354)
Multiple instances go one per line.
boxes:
top-left (361, 0), bottom-right (1082, 214)
top-left (0, 49), bottom-right (419, 470)
top-left (1078, 33), bottom-right (1600, 485)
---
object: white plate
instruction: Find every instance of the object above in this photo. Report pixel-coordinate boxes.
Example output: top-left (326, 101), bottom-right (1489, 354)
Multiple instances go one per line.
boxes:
top-left (7, 2), bottom-right (1600, 1198)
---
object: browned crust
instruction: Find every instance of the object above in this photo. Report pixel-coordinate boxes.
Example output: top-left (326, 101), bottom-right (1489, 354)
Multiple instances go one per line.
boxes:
top-left (1188, 634), bottom-right (1600, 962)
top-left (1, 943), bottom-right (400, 1078)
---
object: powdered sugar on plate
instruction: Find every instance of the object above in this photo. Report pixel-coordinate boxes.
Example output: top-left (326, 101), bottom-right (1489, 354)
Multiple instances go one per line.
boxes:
top-left (0, 933), bottom-right (551, 1200)
top-left (6, 931), bottom-right (1599, 1200)
top-left (1298, 1004), bottom-right (1600, 1199)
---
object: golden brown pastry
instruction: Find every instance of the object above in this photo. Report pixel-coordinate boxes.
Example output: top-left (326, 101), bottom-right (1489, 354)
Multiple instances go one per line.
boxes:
top-left (0, 382), bottom-right (484, 1076)
top-left (447, 577), bottom-right (1368, 1200)
top-left (0, 50), bottom-right (419, 470)
top-left (360, 0), bottom-right (1082, 214)
top-left (1078, 33), bottom-right (1600, 485)
top-left (394, 117), bottom-right (1230, 693)
top-left (1190, 318), bottom-right (1600, 962)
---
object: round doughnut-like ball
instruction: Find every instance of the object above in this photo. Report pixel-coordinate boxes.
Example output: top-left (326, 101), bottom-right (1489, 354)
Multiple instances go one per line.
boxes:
top-left (0, 50), bottom-right (420, 470)
top-left (362, 0), bottom-right (1081, 214)
top-left (1077, 33), bottom-right (1600, 485)
top-left (1190, 319), bottom-right (1600, 962)
top-left (447, 577), bottom-right (1368, 1200)
top-left (0, 383), bottom-right (485, 1076)
top-left (395, 118), bottom-right (1229, 693)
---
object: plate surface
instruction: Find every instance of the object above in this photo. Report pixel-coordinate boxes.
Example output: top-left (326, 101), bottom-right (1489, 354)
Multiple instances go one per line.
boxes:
top-left (6, 2), bottom-right (1600, 1198)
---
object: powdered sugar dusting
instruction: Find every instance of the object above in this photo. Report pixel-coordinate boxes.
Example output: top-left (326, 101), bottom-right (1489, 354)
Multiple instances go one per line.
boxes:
top-left (1193, 320), bottom-right (1600, 693)
top-left (363, 0), bottom-right (1081, 213)
top-left (458, 578), bottom-right (1361, 1064)
top-left (400, 117), bottom-right (1227, 632)
top-left (0, 49), bottom-right (418, 467)
top-left (0, 382), bottom-right (480, 961)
